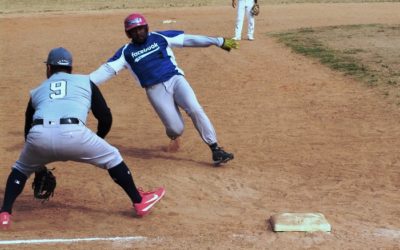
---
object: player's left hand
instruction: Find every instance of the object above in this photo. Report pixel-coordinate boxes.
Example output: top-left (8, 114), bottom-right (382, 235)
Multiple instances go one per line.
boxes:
top-left (221, 38), bottom-right (239, 52)
top-left (251, 3), bottom-right (260, 16)
top-left (232, 0), bottom-right (237, 8)
top-left (32, 166), bottom-right (56, 202)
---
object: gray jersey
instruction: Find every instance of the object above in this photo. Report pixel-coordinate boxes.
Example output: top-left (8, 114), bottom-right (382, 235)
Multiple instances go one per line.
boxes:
top-left (14, 72), bottom-right (122, 177)
top-left (31, 72), bottom-right (91, 123)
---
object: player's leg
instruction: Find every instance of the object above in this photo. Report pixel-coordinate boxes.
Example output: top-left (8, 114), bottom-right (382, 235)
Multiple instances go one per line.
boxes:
top-left (57, 126), bottom-right (165, 216)
top-left (107, 161), bottom-right (143, 203)
top-left (246, 0), bottom-right (255, 40)
top-left (145, 82), bottom-right (185, 149)
top-left (234, 0), bottom-right (246, 40)
top-left (0, 168), bottom-right (27, 228)
top-left (108, 161), bottom-right (165, 217)
top-left (172, 75), bottom-right (234, 165)
top-left (172, 75), bottom-right (216, 145)
top-left (0, 133), bottom-right (51, 229)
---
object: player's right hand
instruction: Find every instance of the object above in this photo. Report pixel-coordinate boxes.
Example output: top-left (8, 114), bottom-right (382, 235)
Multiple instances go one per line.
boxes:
top-left (221, 38), bottom-right (239, 52)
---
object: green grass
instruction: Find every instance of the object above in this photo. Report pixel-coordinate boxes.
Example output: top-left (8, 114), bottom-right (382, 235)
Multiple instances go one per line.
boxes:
top-left (271, 24), bottom-right (400, 88)
top-left (272, 30), bottom-right (372, 84)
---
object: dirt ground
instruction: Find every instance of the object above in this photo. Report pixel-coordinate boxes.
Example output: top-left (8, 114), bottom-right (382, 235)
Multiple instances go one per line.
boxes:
top-left (1, 3), bottom-right (400, 249)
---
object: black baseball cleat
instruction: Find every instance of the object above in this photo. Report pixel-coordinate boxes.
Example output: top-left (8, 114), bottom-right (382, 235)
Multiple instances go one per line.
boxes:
top-left (212, 147), bottom-right (234, 166)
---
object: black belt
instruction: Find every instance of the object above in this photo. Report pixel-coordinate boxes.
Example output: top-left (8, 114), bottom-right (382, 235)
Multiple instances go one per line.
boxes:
top-left (32, 118), bottom-right (80, 126)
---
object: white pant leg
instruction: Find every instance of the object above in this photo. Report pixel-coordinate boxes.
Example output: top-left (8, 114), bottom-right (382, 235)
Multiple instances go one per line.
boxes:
top-left (245, 0), bottom-right (255, 39)
top-left (171, 75), bottom-right (217, 145)
top-left (146, 79), bottom-right (185, 139)
top-left (234, 0), bottom-right (246, 39)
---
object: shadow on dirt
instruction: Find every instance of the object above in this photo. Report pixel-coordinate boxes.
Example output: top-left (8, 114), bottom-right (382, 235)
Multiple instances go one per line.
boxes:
top-left (114, 144), bottom-right (213, 167)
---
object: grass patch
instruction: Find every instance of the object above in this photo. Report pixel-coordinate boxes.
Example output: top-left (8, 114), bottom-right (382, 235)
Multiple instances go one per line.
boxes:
top-left (274, 31), bottom-right (370, 82)
top-left (271, 24), bottom-right (400, 91)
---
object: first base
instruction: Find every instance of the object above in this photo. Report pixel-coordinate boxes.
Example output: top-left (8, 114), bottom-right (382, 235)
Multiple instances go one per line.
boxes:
top-left (270, 213), bottom-right (331, 232)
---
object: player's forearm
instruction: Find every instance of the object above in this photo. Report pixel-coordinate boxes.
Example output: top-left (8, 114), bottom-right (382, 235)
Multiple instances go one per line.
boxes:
top-left (183, 35), bottom-right (224, 48)
top-left (89, 64), bottom-right (116, 86)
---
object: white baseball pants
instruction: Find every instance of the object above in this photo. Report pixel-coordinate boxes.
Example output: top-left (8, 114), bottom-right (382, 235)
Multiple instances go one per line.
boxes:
top-left (234, 0), bottom-right (255, 40)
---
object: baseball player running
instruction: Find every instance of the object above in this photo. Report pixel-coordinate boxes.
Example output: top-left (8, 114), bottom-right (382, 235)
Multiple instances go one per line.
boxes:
top-left (0, 47), bottom-right (165, 229)
top-left (90, 13), bottom-right (237, 166)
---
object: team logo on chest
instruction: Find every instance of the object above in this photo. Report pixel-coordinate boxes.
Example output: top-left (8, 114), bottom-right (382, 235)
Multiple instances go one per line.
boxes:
top-left (131, 43), bottom-right (160, 63)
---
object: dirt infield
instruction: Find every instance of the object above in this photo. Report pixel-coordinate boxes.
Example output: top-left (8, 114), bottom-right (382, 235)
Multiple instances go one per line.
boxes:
top-left (1, 3), bottom-right (400, 249)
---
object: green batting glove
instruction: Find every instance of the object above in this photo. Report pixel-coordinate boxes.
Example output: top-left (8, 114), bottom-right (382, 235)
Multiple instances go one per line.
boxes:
top-left (221, 38), bottom-right (239, 52)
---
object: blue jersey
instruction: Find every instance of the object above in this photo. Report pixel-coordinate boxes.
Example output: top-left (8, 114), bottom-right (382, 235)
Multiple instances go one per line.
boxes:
top-left (106, 30), bottom-right (185, 88)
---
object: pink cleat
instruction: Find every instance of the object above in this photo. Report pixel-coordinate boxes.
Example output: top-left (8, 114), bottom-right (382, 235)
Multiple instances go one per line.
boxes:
top-left (0, 212), bottom-right (11, 229)
top-left (134, 187), bottom-right (165, 217)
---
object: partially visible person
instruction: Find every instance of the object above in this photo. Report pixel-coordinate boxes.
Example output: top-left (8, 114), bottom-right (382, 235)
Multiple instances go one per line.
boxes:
top-left (232, 0), bottom-right (257, 40)
top-left (90, 13), bottom-right (237, 166)
top-left (0, 47), bottom-right (165, 229)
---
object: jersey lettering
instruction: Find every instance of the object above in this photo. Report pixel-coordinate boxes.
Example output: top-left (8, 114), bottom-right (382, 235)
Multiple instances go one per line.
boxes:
top-left (131, 42), bottom-right (159, 59)
top-left (50, 81), bottom-right (67, 99)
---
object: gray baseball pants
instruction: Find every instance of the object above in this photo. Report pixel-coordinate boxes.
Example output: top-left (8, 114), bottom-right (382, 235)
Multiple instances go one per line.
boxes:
top-left (145, 75), bottom-right (217, 145)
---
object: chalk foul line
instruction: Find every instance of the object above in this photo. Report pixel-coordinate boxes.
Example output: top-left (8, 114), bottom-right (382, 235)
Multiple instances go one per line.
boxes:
top-left (0, 236), bottom-right (147, 245)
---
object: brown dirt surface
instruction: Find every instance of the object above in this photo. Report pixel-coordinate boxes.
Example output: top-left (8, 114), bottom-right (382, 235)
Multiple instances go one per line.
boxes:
top-left (1, 3), bottom-right (400, 249)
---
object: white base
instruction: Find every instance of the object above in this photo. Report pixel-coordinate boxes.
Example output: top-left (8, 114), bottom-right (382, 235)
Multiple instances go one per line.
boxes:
top-left (270, 213), bottom-right (331, 232)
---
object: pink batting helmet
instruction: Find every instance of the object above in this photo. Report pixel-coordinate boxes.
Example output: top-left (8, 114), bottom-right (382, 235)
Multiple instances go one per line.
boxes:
top-left (124, 13), bottom-right (148, 31)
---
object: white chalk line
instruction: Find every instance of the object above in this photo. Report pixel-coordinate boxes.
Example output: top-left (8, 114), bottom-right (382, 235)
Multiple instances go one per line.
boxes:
top-left (0, 236), bottom-right (146, 245)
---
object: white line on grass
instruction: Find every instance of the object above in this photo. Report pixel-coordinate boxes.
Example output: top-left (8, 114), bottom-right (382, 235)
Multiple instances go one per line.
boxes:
top-left (0, 236), bottom-right (146, 245)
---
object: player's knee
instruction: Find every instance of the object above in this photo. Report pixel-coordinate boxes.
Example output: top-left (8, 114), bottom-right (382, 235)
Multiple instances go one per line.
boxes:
top-left (100, 148), bottom-right (124, 170)
top-left (166, 125), bottom-right (184, 139)
top-left (13, 162), bottom-right (36, 178)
